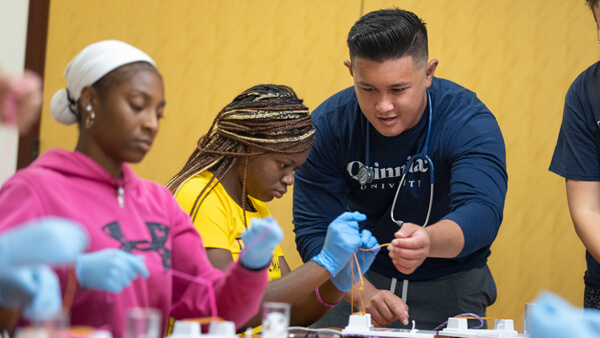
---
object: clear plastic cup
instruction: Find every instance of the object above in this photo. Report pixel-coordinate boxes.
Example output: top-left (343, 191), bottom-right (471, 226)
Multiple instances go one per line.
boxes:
top-left (125, 308), bottom-right (161, 338)
top-left (261, 302), bottom-right (290, 338)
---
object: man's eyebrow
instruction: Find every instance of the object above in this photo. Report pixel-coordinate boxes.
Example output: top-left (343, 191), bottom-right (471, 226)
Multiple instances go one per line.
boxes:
top-left (356, 81), bottom-right (411, 87)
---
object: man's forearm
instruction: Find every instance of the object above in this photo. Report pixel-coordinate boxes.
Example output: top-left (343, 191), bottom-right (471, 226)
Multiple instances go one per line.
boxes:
top-left (425, 219), bottom-right (464, 258)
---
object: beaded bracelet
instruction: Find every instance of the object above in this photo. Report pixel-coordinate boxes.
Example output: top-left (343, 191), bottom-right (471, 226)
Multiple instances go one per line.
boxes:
top-left (315, 286), bottom-right (341, 308)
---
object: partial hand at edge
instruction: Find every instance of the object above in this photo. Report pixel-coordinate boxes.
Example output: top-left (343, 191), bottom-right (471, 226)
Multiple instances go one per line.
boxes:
top-left (0, 265), bottom-right (61, 321)
top-left (0, 217), bottom-right (89, 271)
top-left (0, 69), bottom-right (42, 134)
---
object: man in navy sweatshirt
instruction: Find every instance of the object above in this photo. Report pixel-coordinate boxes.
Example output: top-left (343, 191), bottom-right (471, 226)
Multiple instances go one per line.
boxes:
top-left (293, 8), bottom-right (507, 330)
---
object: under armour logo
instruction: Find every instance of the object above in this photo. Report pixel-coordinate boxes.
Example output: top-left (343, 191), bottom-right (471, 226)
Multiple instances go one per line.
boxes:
top-left (102, 222), bottom-right (172, 270)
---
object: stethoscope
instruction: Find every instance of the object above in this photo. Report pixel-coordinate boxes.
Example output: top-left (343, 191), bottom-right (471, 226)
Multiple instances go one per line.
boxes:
top-left (357, 89), bottom-right (435, 228)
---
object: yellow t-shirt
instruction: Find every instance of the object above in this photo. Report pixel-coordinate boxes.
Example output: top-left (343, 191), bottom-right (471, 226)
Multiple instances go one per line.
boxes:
top-left (175, 170), bottom-right (283, 280)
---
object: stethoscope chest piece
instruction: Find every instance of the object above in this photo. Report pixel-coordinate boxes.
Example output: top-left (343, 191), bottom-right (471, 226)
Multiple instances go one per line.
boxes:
top-left (358, 165), bottom-right (374, 186)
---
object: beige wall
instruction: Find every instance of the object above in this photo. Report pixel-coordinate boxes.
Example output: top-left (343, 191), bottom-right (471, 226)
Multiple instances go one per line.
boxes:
top-left (0, 0), bottom-right (29, 73)
top-left (0, 0), bottom-right (30, 184)
top-left (41, 0), bottom-right (596, 331)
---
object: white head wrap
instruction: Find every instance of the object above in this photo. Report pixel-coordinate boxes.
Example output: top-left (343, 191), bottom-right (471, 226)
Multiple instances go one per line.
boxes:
top-left (50, 40), bottom-right (156, 125)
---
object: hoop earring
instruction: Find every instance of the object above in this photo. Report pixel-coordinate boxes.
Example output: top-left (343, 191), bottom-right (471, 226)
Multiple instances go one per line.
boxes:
top-left (85, 105), bottom-right (95, 129)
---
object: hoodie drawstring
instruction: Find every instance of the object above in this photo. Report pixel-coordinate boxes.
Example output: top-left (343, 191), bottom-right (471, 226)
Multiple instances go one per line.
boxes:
top-left (117, 186), bottom-right (124, 208)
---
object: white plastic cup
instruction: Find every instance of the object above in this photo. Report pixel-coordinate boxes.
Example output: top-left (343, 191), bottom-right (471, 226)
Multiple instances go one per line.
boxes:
top-left (125, 308), bottom-right (161, 338)
top-left (208, 321), bottom-right (236, 337)
top-left (261, 302), bottom-right (290, 338)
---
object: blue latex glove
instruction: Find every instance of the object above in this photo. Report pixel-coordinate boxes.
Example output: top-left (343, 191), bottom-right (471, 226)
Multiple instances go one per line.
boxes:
top-left (331, 229), bottom-right (380, 292)
top-left (529, 291), bottom-right (600, 338)
top-left (240, 217), bottom-right (284, 270)
top-left (311, 211), bottom-right (366, 277)
top-left (76, 249), bottom-right (149, 293)
top-left (0, 265), bottom-right (61, 320)
top-left (0, 217), bottom-right (88, 271)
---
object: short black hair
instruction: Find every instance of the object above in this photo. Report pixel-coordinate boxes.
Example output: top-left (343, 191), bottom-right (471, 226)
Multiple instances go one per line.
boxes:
top-left (347, 8), bottom-right (428, 66)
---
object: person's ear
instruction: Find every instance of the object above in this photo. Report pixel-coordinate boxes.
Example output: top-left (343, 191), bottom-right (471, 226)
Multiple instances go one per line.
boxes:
top-left (343, 60), bottom-right (354, 77)
top-left (79, 86), bottom-right (98, 112)
top-left (425, 59), bottom-right (439, 87)
top-left (78, 86), bottom-right (100, 128)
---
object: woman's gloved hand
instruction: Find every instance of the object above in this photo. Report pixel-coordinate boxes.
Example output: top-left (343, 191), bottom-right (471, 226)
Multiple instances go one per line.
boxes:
top-left (240, 217), bottom-right (284, 270)
top-left (76, 249), bottom-right (149, 292)
top-left (331, 229), bottom-right (380, 292)
top-left (0, 217), bottom-right (89, 271)
top-left (311, 211), bottom-right (366, 277)
top-left (0, 265), bottom-right (61, 320)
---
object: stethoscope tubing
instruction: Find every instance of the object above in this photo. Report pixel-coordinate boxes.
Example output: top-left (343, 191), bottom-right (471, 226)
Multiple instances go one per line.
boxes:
top-left (389, 89), bottom-right (435, 227)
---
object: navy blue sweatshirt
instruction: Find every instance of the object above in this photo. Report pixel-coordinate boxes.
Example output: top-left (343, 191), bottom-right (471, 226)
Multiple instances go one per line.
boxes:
top-left (293, 77), bottom-right (508, 280)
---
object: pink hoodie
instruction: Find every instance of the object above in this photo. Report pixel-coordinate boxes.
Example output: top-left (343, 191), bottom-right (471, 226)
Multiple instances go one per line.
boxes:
top-left (0, 149), bottom-right (268, 337)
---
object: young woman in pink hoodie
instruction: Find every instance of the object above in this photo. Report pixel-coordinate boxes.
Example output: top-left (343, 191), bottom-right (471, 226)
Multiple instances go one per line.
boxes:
top-left (0, 40), bottom-right (283, 337)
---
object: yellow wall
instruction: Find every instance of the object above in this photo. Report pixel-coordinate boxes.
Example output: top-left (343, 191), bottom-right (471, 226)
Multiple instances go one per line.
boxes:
top-left (41, 0), bottom-right (597, 331)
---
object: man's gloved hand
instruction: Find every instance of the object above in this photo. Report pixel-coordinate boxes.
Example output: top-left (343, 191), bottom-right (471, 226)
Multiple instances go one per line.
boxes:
top-left (0, 217), bottom-right (88, 271)
top-left (311, 211), bottom-right (366, 277)
top-left (76, 249), bottom-right (149, 293)
top-left (0, 265), bottom-right (61, 320)
top-left (240, 217), bottom-right (284, 270)
top-left (331, 229), bottom-right (380, 292)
